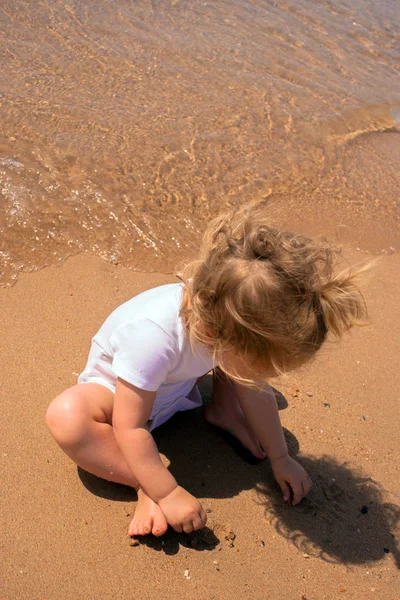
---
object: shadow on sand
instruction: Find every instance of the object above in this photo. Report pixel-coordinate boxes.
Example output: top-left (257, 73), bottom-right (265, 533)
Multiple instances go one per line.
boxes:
top-left (78, 381), bottom-right (399, 563)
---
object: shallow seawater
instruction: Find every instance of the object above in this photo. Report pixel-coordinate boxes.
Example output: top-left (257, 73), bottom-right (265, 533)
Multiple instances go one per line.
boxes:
top-left (0, 0), bottom-right (399, 285)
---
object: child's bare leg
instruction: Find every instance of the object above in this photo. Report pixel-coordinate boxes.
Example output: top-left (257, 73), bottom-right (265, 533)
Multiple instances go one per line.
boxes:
top-left (204, 370), bottom-right (266, 459)
top-left (46, 383), bottom-right (168, 536)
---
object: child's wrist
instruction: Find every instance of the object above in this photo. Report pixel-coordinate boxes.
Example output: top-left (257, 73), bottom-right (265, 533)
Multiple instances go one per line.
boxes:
top-left (157, 484), bottom-right (181, 505)
top-left (269, 452), bottom-right (289, 465)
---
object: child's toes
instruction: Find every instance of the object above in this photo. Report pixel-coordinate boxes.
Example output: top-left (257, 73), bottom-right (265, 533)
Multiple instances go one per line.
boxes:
top-left (139, 520), bottom-right (152, 536)
top-left (152, 523), bottom-right (168, 537)
top-left (128, 518), bottom-right (139, 537)
top-left (152, 514), bottom-right (168, 537)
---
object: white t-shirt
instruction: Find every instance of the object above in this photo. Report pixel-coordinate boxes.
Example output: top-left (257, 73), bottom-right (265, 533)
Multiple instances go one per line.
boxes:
top-left (78, 283), bottom-right (216, 414)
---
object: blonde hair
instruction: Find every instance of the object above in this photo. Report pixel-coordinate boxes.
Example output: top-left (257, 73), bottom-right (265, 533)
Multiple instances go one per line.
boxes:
top-left (179, 207), bottom-right (368, 385)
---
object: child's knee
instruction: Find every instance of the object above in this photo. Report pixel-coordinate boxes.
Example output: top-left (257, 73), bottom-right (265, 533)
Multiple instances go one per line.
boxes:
top-left (46, 390), bottom-right (89, 448)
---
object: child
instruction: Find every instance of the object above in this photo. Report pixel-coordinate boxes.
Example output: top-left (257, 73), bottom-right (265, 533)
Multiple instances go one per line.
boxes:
top-left (46, 207), bottom-right (367, 538)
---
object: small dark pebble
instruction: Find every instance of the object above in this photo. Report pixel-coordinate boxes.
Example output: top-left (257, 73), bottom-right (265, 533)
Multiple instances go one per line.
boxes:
top-left (362, 415), bottom-right (367, 421)
top-left (383, 548), bottom-right (390, 554)
top-left (260, 540), bottom-right (265, 548)
top-left (360, 505), bottom-right (369, 514)
top-left (324, 403), bottom-right (331, 408)
top-left (129, 538), bottom-right (140, 547)
top-left (206, 508), bottom-right (212, 514)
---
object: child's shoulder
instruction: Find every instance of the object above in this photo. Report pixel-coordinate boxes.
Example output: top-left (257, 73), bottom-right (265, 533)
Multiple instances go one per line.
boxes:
top-left (126, 282), bottom-right (183, 314)
top-left (104, 282), bottom-right (184, 332)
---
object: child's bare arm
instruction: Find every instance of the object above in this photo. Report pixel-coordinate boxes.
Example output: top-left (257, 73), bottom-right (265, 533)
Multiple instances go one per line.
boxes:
top-left (234, 383), bottom-right (288, 460)
top-left (234, 382), bottom-right (311, 504)
top-left (113, 378), bottom-right (207, 531)
top-left (112, 378), bottom-right (178, 502)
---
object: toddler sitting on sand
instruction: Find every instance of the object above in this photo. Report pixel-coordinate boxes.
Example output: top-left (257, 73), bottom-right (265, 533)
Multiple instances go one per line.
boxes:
top-left (46, 207), bottom-right (366, 537)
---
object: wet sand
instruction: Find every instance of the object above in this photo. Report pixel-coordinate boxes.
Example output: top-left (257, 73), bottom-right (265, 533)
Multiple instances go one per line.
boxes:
top-left (1, 1), bottom-right (400, 286)
top-left (1, 250), bottom-right (399, 600)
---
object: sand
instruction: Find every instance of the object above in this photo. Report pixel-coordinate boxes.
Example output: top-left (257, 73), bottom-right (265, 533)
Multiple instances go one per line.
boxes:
top-left (1, 250), bottom-right (399, 600)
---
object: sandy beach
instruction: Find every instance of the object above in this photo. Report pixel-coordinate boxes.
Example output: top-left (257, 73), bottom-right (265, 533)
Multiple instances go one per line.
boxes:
top-left (1, 0), bottom-right (400, 598)
top-left (1, 249), bottom-right (399, 600)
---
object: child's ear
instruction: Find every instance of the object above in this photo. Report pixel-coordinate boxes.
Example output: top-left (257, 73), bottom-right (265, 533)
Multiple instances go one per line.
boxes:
top-left (195, 321), bottom-right (218, 345)
top-left (204, 324), bottom-right (217, 338)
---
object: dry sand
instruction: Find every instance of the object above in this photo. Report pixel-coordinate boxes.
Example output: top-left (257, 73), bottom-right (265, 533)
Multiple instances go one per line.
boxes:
top-left (1, 250), bottom-right (399, 600)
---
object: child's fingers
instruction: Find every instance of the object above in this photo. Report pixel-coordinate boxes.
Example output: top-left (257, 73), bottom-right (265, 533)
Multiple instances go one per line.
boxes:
top-left (278, 479), bottom-right (291, 502)
top-left (200, 507), bottom-right (208, 526)
top-left (182, 521), bottom-right (194, 534)
top-left (291, 482), bottom-right (303, 505)
top-left (192, 515), bottom-right (206, 531)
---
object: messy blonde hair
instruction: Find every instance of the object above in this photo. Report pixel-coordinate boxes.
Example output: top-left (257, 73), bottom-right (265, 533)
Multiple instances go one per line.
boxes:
top-left (180, 206), bottom-right (368, 386)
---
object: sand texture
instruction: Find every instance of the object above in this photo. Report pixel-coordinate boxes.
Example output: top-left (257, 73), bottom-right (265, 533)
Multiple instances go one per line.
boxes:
top-left (1, 251), bottom-right (399, 600)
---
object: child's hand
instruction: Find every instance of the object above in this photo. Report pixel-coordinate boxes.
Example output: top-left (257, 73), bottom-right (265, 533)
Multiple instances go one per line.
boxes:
top-left (271, 455), bottom-right (312, 505)
top-left (158, 486), bottom-right (208, 533)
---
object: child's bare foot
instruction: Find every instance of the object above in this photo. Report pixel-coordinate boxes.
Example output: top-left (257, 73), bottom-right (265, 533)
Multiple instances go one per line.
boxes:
top-left (205, 401), bottom-right (266, 460)
top-left (128, 488), bottom-right (168, 537)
